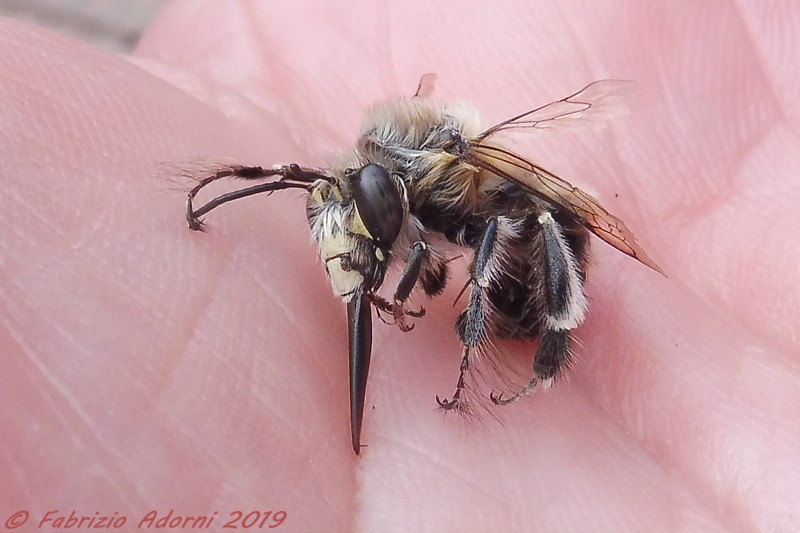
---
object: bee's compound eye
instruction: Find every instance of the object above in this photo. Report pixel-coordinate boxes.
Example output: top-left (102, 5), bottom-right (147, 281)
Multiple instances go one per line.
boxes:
top-left (351, 163), bottom-right (404, 246)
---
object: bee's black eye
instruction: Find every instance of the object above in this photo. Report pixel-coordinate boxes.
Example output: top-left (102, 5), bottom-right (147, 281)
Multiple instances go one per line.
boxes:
top-left (351, 163), bottom-right (404, 246)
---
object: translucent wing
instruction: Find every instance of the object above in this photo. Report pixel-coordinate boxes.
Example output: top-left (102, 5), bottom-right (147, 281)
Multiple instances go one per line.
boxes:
top-left (414, 73), bottom-right (437, 98)
top-left (475, 80), bottom-right (636, 141)
top-left (468, 142), bottom-right (664, 275)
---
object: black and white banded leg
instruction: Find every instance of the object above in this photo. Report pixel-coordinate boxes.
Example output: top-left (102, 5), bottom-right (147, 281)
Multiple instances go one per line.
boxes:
top-left (491, 211), bottom-right (587, 405)
top-left (438, 217), bottom-right (511, 412)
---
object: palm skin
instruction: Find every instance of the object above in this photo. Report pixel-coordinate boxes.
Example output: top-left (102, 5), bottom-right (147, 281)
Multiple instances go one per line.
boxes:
top-left (1, 1), bottom-right (798, 532)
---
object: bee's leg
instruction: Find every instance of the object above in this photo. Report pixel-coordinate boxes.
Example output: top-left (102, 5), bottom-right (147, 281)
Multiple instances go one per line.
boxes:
top-left (491, 212), bottom-right (588, 405)
top-left (438, 217), bottom-right (505, 412)
top-left (370, 241), bottom-right (448, 332)
top-left (387, 241), bottom-right (430, 332)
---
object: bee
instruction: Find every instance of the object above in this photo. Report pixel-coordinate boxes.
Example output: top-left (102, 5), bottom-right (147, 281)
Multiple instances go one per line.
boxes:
top-left (185, 75), bottom-right (663, 455)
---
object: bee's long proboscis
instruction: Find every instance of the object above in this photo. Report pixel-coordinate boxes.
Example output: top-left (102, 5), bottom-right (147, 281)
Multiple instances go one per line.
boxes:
top-left (347, 289), bottom-right (373, 455)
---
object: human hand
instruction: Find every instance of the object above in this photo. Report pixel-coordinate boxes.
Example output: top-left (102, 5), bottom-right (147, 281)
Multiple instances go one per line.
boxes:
top-left (2, 1), bottom-right (798, 532)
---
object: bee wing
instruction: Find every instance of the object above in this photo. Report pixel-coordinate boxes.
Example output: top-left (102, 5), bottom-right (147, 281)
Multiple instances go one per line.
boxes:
top-left (469, 142), bottom-right (664, 275)
top-left (413, 73), bottom-right (437, 98)
top-left (475, 80), bottom-right (636, 141)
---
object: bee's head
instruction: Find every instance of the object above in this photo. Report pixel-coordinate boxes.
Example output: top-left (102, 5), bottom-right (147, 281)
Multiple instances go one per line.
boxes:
top-left (308, 163), bottom-right (406, 299)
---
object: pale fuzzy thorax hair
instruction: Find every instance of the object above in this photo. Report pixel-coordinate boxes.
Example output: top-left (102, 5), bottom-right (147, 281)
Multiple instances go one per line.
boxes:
top-left (358, 96), bottom-right (482, 152)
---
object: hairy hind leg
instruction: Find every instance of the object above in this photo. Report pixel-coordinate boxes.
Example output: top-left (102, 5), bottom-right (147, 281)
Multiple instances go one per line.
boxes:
top-left (438, 216), bottom-right (516, 412)
top-left (492, 212), bottom-right (588, 405)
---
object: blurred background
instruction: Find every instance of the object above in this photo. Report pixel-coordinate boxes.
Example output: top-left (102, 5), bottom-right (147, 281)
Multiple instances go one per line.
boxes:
top-left (0, 0), bottom-right (164, 52)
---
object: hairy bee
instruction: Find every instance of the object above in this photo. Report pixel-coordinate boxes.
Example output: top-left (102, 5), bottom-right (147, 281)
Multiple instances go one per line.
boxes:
top-left (186, 76), bottom-right (663, 455)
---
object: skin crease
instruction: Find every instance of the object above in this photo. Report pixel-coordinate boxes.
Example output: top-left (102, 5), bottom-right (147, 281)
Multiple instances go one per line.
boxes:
top-left (1, 0), bottom-right (799, 531)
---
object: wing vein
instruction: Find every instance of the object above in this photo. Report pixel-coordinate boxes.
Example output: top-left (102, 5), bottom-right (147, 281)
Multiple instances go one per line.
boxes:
top-left (467, 143), bottom-right (664, 275)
